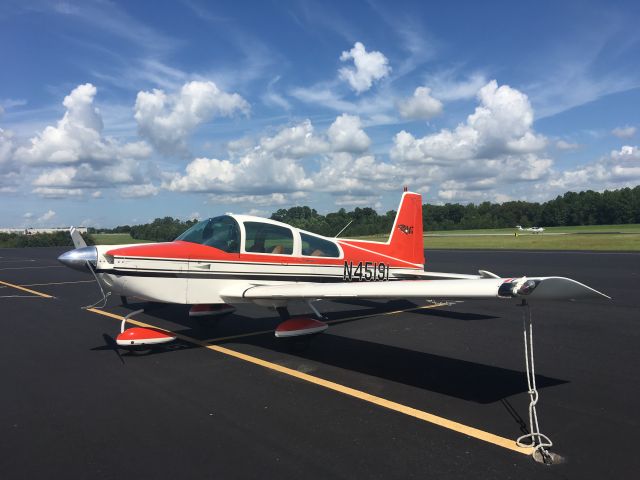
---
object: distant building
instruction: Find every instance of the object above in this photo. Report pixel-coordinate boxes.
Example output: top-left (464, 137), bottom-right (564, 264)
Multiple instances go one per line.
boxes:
top-left (0, 227), bottom-right (88, 235)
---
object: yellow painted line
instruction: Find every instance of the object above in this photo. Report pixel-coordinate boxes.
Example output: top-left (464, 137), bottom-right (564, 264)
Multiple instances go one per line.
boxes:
top-left (87, 306), bottom-right (533, 456)
top-left (202, 303), bottom-right (450, 343)
top-left (0, 280), bottom-right (53, 298)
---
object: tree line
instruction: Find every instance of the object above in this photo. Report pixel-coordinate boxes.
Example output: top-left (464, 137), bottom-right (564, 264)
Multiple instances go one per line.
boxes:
top-left (422, 186), bottom-right (640, 230)
top-left (101, 186), bottom-right (640, 241)
top-left (7, 186), bottom-right (635, 248)
top-left (100, 217), bottom-right (199, 242)
top-left (0, 231), bottom-right (95, 248)
top-left (272, 186), bottom-right (640, 234)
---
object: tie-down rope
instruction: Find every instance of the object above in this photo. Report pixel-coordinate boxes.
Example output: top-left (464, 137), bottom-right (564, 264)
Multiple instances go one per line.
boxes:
top-left (516, 300), bottom-right (554, 464)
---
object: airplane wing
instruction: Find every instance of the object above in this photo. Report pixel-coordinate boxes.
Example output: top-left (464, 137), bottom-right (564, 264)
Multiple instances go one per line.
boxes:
top-left (221, 276), bottom-right (610, 305)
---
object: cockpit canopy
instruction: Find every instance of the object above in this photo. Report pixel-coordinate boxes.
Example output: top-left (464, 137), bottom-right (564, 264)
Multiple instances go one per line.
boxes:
top-left (176, 215), bottom-right (341, 258)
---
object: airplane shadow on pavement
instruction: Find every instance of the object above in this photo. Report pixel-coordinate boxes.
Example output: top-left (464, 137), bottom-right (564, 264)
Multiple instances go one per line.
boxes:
top-left (91, 300), bottom-right (567, 406)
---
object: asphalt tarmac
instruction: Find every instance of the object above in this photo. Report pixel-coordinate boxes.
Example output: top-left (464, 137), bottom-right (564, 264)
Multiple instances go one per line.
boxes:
top-left (0, 247), bottom-right (638, 479)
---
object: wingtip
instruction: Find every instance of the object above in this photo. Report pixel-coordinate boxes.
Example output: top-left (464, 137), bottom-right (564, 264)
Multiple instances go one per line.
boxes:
top-left (526, 277), bottom-right (611, 301)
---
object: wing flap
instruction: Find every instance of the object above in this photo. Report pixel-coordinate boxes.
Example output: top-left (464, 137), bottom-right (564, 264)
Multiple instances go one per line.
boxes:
top-left (395, 270), bottom-right (501, 280)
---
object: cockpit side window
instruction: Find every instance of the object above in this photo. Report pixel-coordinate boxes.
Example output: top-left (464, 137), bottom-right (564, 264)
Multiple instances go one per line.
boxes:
top-left (175, 216), bottom-right (240, 253)
top-left (244, 222), bottom-right (293, 255)
top-left (300, 232), bottom-right (340, 258)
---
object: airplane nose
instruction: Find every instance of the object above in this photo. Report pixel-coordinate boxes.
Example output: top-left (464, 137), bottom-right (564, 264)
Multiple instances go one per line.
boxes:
top-left (57, 246), bottom-right (98, 272)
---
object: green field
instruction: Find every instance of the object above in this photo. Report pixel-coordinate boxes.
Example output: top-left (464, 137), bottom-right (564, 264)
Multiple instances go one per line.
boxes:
top-left (356, 224), bottom-right (640, 251)
top-left (421, 234), bottom-right (639, 250)
top-left (91, 233), bottom-right (149, 245)
top-left (421, 224), bottom-right (640, 235)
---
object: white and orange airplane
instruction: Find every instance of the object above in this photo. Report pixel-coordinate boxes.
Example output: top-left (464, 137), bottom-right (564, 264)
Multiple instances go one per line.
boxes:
top-left (59, 190), bottom-right (607, 347)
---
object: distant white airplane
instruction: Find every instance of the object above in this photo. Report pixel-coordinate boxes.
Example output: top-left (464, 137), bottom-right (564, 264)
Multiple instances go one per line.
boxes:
top-left (516, 225), bottom-right (545, 234)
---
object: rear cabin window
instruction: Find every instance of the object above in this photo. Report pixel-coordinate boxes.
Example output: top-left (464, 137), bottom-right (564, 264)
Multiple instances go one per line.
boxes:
top-left (244, 222), bottom-right (294, 255)
top-left (300, 233), bottom-right (340, 258)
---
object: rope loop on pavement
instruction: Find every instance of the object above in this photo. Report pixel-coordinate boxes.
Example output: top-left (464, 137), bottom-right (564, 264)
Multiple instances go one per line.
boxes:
top-left (516, 300), bottom-right (554, 464)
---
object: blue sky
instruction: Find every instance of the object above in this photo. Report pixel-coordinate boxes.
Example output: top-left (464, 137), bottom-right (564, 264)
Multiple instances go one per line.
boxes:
top-left (1, 0), bottom-right (639, 228)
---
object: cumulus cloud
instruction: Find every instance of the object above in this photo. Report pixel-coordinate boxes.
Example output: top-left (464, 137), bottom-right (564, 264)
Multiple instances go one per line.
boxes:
top-left (548, 145), bottom-right (640, 192)
top-left (418, 151), bottom-right (554, 203)
top-left (162, 97), bottom-right (554, 206)
top-left (398, 87), bottom-right (443, 120)
top-left (339, 42), bottom-right (391, 93)
top-left (260, 120), bottom-right (328, 157)
top-left (164, 115), bottom-right (379, 202)
top-left (31, 158), bottom-right (150, 198)
top-left (164, 154), bottom-right (312, 195)
top-left (612, 126), bottom-right (636, 139)
top-left (9, 84), bottom-right (156, 198)
top-left (327, 114), bottom-right (371, 152)
top-left (238, 114), bottom-right (370, 159)
top-left (389, 80), bottom-right (553, 202)
top-left (163, 123), bottom-right (320, 197)
top-left (312, 152), bottom-right (400, 196)
top-left (134, 81), bottom-right (249, 154)
top-left (391, 80), bottom-right (547, 164)
top-left (15, 84), bottom-right (151, 166)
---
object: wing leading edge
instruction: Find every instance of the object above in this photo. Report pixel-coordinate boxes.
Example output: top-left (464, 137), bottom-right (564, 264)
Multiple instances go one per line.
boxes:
top-left (221, 276), bottom-right (610, 305)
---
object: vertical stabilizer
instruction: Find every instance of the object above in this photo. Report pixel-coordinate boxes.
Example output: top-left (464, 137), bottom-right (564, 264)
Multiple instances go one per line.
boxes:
top-left (386, 192), bottom-right (424, 265)
top-left (338, 191), bottom-right (425, 267)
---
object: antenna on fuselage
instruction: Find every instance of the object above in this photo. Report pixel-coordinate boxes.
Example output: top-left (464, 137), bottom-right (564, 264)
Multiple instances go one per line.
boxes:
top-left (334, 220), bottom-right (353, 238)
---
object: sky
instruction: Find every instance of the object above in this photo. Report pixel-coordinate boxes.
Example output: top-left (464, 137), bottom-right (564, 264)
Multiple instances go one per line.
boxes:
top-left (1, 0), bottom-right (639, 228)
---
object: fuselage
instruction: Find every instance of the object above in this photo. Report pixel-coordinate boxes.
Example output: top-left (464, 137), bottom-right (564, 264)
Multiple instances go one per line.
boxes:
top-left (93, 213), bottom-right (425, 305)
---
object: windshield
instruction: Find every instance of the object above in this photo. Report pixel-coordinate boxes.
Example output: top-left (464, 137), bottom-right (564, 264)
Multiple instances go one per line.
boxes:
top-left (175, 216), bottom-right (240, 253)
